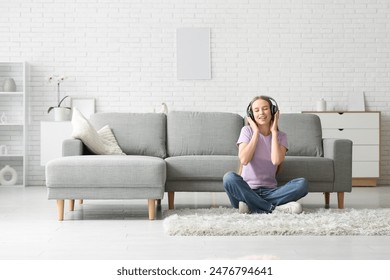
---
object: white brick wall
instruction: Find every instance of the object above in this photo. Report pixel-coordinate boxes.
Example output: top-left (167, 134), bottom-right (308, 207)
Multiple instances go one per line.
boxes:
top-left (1, 0), bottom-right (390, 186)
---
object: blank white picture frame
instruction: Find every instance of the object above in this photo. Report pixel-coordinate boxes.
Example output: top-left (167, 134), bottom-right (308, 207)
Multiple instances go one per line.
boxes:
top-left (177, 27), bottom-right (211, 80)
top-left (347, 92), bottom-right (365, 111)
top-left (71, 98), bottom-right (95, 119)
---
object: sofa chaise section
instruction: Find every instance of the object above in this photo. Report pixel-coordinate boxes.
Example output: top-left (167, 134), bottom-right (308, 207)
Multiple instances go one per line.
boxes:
top-left (46, 155), bottom-right (166, 220)
top-left (45, 113), bottom-right (167, 220)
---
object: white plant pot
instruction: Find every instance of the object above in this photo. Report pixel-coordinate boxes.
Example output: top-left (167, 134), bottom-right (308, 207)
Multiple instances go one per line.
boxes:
top-left (54, 107), bottom-right (71, 121)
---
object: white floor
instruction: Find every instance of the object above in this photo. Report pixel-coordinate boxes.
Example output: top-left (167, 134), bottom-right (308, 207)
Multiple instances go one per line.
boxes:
top-left (1, 186), bottom-right (390, 260)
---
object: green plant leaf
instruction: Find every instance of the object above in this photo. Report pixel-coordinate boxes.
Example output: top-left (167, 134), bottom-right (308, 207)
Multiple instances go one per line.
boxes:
top-left (58, 95), bottom-right (69, 107)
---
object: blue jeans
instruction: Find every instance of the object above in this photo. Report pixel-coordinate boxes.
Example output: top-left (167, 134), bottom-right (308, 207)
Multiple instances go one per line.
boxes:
top-left (223, 171), bottom-right (308, 214)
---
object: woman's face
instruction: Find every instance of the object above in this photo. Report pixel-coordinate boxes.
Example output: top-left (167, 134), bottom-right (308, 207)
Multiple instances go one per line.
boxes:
top-left (251, 98), bottom-right (272, 126)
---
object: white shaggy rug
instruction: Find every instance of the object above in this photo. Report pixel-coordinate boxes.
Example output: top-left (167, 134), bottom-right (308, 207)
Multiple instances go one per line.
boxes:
top-left (163, 207), bottom-right (390, 236)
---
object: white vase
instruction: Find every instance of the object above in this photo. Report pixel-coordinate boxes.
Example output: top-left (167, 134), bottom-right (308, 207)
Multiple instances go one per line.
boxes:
top-left (54, 107), bottom-right (71, 121)
top-left (2, 78), bottom-right (17, 92)
top-left (316, 98), bottom-right (326, 111)
top-left (0, 165), bottom-right (18, 186)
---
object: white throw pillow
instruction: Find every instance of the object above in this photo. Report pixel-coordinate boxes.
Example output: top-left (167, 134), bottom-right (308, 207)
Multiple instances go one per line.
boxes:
top-left (71, 108), bottom-right (125, 155)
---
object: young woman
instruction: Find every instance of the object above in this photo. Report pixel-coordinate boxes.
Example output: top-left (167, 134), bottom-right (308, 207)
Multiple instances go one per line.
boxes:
top-left (223, 96), bottom-right (308, 214)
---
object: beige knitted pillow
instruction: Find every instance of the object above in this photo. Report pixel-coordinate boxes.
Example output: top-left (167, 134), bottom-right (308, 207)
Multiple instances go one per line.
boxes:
top-left (97, 125), bottom-right (125, 155)
top-left (71, 108), bottom-right (124, 155)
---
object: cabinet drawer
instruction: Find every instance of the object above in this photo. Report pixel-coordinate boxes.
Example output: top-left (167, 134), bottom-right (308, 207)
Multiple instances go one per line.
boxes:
top-left (314, 112), bottom-right (379, 129)
top-left (352, 162), bottom-right (379, 177)
top-left (322, 129), bottom-right (379, 145)
top-left (353, 146), bottom-right (379, 161)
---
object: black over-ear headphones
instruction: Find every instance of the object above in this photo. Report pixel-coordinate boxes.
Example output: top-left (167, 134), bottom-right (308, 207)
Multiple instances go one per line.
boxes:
top-left (246, 96), bottom-right (279, 122)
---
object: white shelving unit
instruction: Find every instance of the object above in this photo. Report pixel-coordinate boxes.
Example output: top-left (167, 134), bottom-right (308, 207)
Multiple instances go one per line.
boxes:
top-left (0, 62), bottom-right (27, 187)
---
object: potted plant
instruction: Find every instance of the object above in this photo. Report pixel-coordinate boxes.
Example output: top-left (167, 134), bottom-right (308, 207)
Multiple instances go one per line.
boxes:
top-left (47, 75), bottom-right (71, 121)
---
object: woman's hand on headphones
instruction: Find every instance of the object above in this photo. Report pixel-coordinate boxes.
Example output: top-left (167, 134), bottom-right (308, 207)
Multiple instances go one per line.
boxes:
top-left (271, 111), bottom-right (280, 133)
top-left (247, 116), bottom-right (259, 134)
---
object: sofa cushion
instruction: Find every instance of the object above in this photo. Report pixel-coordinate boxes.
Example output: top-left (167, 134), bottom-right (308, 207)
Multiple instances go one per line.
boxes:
top-left (167, 111), bottom-right (243, 156)
top-left (90, 112), bottom-right (167, 158)
top-left (46, 155), bottom-right (166, 188)
top-left (276, 156), bottom-right (334, 183)
top-left (279, 113), bottom-right (323, 157)
top-left (165, 155), bottom-right (239, 181)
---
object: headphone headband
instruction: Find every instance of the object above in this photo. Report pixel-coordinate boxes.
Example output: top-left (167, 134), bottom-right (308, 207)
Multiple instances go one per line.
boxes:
top-left (248, 96), bottom-right (278, 112)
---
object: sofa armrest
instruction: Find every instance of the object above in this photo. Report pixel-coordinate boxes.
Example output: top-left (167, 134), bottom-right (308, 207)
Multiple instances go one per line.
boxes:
top-left (323, 138), bottom-right (353, 192)
top-left (62, 139), bottom-right (84, 156)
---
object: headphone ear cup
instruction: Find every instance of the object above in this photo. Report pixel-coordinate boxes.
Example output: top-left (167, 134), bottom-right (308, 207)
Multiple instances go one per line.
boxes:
top-left (267, 97), bottom-right (278, 116)
top-left (246, 103), bottom-right (255, 121)
top-left (249, 109), bottom-right (254, 120)
top-left (271, 105), bottom-right (276, 116)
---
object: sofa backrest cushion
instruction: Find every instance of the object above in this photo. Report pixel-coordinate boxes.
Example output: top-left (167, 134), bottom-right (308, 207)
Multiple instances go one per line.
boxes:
top-left (278, 113), bottom-right (323, 157)
top-left (90, 112), bottom-right (167, 158)
top-left (167, 111), bottom-right (244, 156)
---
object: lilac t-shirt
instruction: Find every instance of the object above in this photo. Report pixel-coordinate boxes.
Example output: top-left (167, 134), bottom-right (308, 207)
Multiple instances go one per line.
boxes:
top-left (237, 126), bottom-right (288, 189)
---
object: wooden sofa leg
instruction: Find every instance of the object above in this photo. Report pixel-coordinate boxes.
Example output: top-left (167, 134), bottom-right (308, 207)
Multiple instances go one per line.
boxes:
top-left (69, 200), bottom-right (75, 211)
top-left (79, 199), bottom-right (83, 205)
top-left (324, 192), bottom-right (330, 209)
top-left (57, 200), bottom-right (64, 221)
top-left (168, 192), bottom-right (174, 210)
top-left (148, 199), bottom-right (156, 220)
top-left (337, 192), bottom-right (344, 209)
top-left (157, 199), bottom-right (161, 206)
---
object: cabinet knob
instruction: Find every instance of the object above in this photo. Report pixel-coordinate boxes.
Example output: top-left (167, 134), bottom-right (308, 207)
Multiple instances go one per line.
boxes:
top-left (338, 112), bottom-right (344, 115)
top-left (338, 128), bottom-right (344, 131)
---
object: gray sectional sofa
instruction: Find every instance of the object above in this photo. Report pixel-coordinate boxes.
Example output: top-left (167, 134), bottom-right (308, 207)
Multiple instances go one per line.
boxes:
top-left (45, 111), bottom-right (352, 220)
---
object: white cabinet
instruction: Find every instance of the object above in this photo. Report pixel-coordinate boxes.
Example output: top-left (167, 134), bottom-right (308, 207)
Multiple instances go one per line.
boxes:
top-left (303, 111), bottom-right (380, 186)
top-left (0, 62), bottom-right (27, 187)
top-left (40, 121), bottom-right (72, 166)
